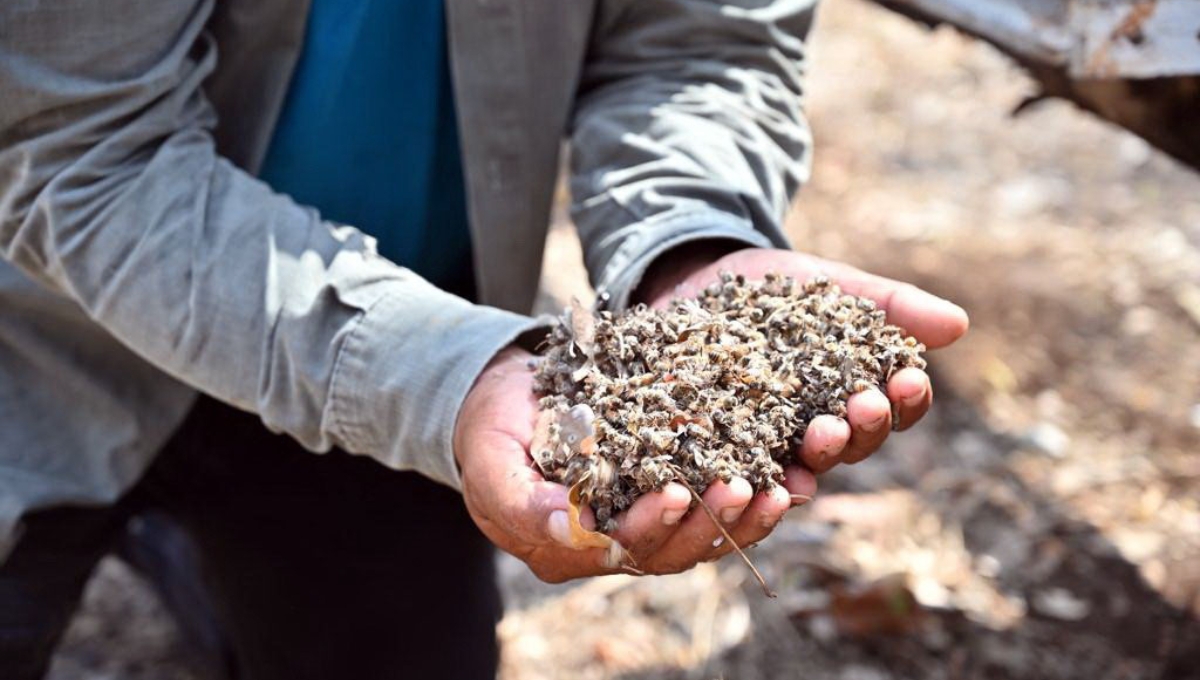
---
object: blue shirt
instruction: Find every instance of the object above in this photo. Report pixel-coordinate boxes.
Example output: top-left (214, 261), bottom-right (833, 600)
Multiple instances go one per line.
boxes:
top-left (258, 0), bottom-right (475, 298)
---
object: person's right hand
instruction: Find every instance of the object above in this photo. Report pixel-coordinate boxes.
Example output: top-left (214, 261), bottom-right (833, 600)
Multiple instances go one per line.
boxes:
top-left (454, 346), bottom-right (817, 582)
top-left (635, 244), bottom-right (970, 474)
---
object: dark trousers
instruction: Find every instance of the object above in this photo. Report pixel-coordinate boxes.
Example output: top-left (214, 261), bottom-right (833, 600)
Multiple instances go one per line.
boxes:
top-left (0, 396), bottom-right (501, 680)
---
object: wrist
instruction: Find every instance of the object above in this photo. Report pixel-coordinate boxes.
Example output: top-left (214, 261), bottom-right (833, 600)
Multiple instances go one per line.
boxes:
top-left (454, 344), bottom-right (535, 468)
top-left (631, 238), bottom-right (750, 306)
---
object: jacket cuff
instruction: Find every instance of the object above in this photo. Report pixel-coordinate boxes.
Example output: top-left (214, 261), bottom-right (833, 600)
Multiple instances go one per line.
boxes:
top-left (326, 286), bottom-right (548, 490)
top-left (593, 210), bottom-right (778, 311)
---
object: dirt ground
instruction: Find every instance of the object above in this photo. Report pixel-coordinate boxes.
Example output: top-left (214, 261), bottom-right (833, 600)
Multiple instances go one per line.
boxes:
top-left (50, 0), bottom-right (1200, 678)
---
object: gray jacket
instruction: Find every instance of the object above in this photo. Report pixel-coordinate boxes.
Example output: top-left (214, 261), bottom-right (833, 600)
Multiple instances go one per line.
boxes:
top-left (0, 0), bottom-right (814, 559)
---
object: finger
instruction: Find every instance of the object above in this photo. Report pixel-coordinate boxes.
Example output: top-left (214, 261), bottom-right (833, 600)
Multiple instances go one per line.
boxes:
top-left (532, 502), bottom-right (660, 582)
top-left (529, 502), bottom-right (645, 582)
top-left (800, 415), bottom-right (851, 473)
top-left (887, 367), bottom-right (933, 431)
top-left (610, 482), bottom-right (693, 562)
top-left (782, 465), bottom-right (818, 505)
top-left (712, 483), bottom-right (791, 559)
top-left (788, 257), bottom-right (969, 349)
top-left (841, 388), bottom-right (892, 464)
top-left (645, 478), bottom-right (753, 573)
top-left (499, 475), bottom-right (577, 549)
top-left (521, 544), bottom-right (622, 583)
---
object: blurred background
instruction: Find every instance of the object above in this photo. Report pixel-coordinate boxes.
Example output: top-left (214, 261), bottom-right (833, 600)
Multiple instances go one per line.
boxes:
top-left (51, 0), bottom-right (1200, 678)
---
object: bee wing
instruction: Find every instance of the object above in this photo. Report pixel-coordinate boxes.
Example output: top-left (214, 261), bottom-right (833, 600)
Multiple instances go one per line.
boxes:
top-left (561, 403), bottom-right (596, 444)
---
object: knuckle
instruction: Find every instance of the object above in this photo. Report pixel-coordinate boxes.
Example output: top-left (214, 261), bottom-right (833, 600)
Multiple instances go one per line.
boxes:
top-left (681, 538), bottom-right (722, 565)
top-left (626, 531), bottom-right (668, 559)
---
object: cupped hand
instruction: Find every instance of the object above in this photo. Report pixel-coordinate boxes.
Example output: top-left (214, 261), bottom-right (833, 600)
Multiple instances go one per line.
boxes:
top-left (457, 246), bottom-right (967, 583)
top-left (454, 346), bottom-right (817, 583)
top-left (635, 243), bottom-right (970, 474)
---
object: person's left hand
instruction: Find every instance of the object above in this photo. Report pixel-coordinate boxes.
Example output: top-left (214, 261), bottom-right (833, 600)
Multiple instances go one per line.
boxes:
top-left (634, 242), bottom-right (970, 475)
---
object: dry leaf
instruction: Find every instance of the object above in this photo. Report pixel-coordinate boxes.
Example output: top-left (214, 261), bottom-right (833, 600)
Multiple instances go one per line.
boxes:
top-left (567, 481), bottom-right (619, 550)
top-left (532, 410), bottom-right (629, 566)
top-left (569, 297), bottom-right (596, 357)
top-left (829, 574), bottom-right (925, 637)
top-left (790, 574), bottom-right (926, 638)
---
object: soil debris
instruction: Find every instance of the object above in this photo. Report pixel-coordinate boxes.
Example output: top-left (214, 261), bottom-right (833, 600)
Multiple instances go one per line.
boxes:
top-left (532, 272), bottom-right (926, 532)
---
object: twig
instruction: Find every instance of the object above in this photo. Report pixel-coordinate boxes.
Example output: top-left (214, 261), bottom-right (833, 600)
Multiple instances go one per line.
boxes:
top-left (670, 466), bottom-right (776, 598)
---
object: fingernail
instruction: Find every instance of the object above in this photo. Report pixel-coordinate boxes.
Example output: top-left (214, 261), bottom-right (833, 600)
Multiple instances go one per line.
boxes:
top-left (763, 486), bottom-right (792, 526)
top-left (661, 507), bottom-right (687, 526)
top-left (720, 506), bottom-right (744, 524)
top-left (790, 493), bottom-right (813, 506)
top-left (712, 536), bottom-right (725, 548)
top-left (902, 386), bottom-right (927, 408)
top-left (548, 510), bottom-right (572, 547)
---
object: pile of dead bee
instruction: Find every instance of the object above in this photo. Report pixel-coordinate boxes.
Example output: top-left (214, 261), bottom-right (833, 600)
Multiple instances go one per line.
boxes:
top-left (532, 272), bottom-right (926, 533)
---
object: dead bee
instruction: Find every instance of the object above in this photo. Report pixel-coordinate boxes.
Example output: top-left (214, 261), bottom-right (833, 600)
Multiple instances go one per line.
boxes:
top-left (532, 273), bottom-right (926, 529)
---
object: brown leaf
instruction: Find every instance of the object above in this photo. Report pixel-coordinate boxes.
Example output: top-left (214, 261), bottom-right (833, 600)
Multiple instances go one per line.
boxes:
top-left (566, 481), bottom-right (633, 568)
top-left (569, 297), bottom-right (596, 356)
top-left (566, 480), bottom-right (618, 551)
top-left (828, 574), bottom-right (925, 638)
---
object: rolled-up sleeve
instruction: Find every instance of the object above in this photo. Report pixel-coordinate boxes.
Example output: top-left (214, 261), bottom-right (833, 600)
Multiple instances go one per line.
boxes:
top-left (570, 0), bottom-right (817, 309)
top-left (0, 0), bottom-right (537, 489)
top-left (326, 285), bottom-right (542, 487)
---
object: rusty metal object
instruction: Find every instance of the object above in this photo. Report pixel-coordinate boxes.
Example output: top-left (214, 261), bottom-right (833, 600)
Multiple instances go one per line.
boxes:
top-left (1073, 1), bottom-right (1200, 78)
top-left (872, 0), bottom-right (1200, 169)
top-left (873, 0), bottom-right (1200, 77)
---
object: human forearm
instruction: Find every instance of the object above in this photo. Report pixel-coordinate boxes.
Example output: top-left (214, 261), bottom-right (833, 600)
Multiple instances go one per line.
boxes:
top-left (0, 0), bottom-right (540, 487)
top-left (570, 0), bottom-right (817, 309)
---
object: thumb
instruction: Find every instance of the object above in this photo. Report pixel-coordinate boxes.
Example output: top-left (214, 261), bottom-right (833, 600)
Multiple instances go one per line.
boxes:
top-left (462, 425), bottom-right (578, 548)
top-left (483, 434), bottom-right (606, 553)
top-left (512, 476), bottom-right (581, 549)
